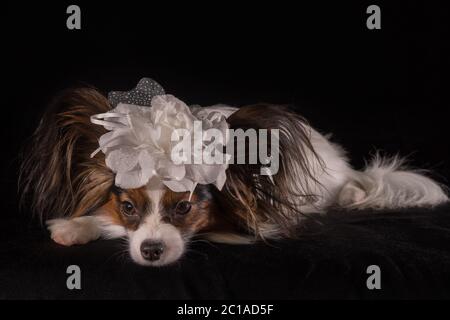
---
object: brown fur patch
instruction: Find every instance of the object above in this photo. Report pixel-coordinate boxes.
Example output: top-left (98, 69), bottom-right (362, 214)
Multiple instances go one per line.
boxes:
top-left (98, 187), bottom-right (149, 230)
top-left (160, 189), bottom-right (217, 234)
top-left (224, 104), bottom-right (325, 239)
top-left (19, 87), bottom-right (114, 222)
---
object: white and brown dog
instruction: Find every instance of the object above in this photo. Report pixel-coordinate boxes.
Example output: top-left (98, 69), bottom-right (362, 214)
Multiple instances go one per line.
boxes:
top-left (20, 80), bottom-right (448, 266)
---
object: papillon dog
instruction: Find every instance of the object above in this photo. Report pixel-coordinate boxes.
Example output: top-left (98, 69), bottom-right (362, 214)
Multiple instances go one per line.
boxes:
top-left (19, 84), bottom-right (448, 266)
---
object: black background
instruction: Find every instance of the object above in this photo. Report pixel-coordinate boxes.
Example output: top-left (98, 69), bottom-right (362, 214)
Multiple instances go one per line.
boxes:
top-left (1, 0), bottom-right (450, 301)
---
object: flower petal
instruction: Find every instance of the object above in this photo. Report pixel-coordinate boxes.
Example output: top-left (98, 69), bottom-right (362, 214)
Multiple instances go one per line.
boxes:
top-left (163, 178), bottom-right (195, 193)
top-left (115, 170), bottom-right (144, 189)
top-left (214, 169), bottom-right (227, 190)
top-left (157, 159), bottom-right (186, 181)
top-left (105, 147), bottom-right (139, 173)
top-left (138, 150), bottom-right (156, 183)
top-left (187, 164), bottom-right (226, 185)
top-left (92, 96), bottom-right (231, 190)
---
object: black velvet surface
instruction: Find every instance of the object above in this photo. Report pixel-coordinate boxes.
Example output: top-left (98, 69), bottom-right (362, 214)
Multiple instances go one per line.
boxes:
top-left (2, 205), bottom-right (450, 299)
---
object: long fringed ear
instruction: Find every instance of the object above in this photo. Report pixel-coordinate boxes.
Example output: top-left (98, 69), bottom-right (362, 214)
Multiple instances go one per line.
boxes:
top-left (19, 87), bottom-right (115, 223)
top-left (223, 104), bottom-right (325, 239)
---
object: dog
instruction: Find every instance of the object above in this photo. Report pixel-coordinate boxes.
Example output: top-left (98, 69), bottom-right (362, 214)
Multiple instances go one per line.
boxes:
top-left (19, 81), bottom-right (448, 266)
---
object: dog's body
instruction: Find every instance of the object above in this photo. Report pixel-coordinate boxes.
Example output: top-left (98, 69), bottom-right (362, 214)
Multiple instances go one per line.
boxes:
top-left (20, 88), bottom-right (448, 266)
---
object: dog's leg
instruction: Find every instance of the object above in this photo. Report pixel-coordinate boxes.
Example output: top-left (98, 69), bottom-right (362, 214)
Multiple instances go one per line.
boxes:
top-left (337, 181), bottom-right (367, 207)
top-left (46, 216), bottom-right (125, 246)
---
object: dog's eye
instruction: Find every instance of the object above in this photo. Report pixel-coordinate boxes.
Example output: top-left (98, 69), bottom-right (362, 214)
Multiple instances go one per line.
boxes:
top-left (121, 201), bottom-right (136, 216)
top-left (175, 201), bottom-right (192, 215)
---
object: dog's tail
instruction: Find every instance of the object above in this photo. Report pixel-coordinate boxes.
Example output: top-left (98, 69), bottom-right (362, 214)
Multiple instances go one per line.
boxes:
top-left (341, 155), bottom-right (448, 210)
top-left (19, 87), bottom-right (114, 223)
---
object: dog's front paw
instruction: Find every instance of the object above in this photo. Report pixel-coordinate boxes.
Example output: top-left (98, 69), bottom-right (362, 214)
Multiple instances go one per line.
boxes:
top-left (46, 217), bottom-right (101, 246)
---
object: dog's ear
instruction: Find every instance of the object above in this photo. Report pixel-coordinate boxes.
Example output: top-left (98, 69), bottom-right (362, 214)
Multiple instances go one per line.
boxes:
top-left (223, 104), bottom-right (325, 239)
top-left (19, 87), bottom-right (114, 223)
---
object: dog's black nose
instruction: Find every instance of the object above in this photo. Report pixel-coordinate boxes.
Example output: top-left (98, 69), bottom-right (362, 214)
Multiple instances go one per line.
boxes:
top-left (140, 240), bottom-right (164, 261)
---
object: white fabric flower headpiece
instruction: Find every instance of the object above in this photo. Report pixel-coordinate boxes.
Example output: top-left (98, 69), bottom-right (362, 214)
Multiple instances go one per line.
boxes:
top-left (90, 78), bottom-right (234, 195)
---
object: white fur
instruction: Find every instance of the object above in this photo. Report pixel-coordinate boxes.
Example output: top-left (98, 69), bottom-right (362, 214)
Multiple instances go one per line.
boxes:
top-left (47, 188), bottom-right (185, 266)
top-left (255, 123), bottom-right (448, 239)
top-left (128, 188), bottom-right (184, 266)
top-left (47, 215), bottom-right (127, 246)
top-left (294, 126), bottom-right (448, 212)
top-left (48, 216), bottom-right (107, 246)
top-left (128, 213), bottom-right (184, 266)
top-left (339, 156), bottom-right (449, 209)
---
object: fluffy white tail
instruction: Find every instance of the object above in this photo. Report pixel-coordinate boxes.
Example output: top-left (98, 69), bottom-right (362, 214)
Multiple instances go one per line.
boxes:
top-left (340, 156), bottom-right (448, 209)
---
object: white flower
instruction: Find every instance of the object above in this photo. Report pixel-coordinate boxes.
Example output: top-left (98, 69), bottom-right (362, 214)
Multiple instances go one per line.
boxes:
top-left (91, 94), bottom-right (232, 193)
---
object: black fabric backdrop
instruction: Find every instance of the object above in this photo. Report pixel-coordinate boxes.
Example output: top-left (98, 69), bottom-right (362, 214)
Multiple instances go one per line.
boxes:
top-left (1, 1), bottom-right (450, 299)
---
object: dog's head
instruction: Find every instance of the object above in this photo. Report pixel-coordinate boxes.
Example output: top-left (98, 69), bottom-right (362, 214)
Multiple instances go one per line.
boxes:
top-left (99, 182), bottom-right (220, 266)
